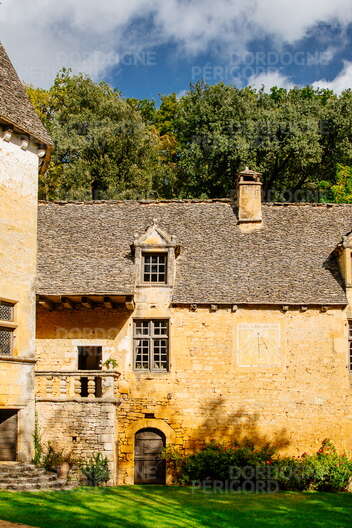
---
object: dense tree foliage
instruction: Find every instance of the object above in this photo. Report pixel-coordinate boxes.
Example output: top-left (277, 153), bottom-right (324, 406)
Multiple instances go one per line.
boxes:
top-left (28, 70), bottom-right (170, 200)
top-left (27, 73), bottom-right (352, 202)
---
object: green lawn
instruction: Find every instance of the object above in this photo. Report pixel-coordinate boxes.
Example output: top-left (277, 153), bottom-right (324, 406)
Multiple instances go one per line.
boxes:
top-left (0, 487), bottom-right (351, 528)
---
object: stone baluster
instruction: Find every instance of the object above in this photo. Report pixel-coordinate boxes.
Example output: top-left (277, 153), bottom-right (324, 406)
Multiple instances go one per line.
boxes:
top-left (53, 376), bottom-right (60, 398)
top-left (46, 376), bottom-right (53, 397)
top-left (59, 376), bottom-right (68, 398)
top-left (67, 376), bottom-right (75, 398)
top-left (87, 376), bottom-right (96, 399)
top-left (74, 376), bottom-right (81, 398)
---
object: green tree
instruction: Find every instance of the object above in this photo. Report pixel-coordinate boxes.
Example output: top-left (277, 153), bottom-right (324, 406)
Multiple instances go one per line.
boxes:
top-left (126, 98), bottom-right (157, 125)
top-left (27, 70), bottom-right (165, 200)
top-left (27, 75), bottom-right (352, 202)
top-left (329, 164), bottom-right (352, 203)
top-left (172, 82), bottom-right (335, 199)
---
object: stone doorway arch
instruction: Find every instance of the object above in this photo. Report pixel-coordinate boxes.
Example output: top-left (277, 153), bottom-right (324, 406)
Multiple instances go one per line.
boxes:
top-left (134, 428), bottom-right (166, 484)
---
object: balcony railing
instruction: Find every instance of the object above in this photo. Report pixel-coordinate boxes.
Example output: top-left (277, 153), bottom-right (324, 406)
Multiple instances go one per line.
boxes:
top-left (35, 370), bottom-right (120, 402)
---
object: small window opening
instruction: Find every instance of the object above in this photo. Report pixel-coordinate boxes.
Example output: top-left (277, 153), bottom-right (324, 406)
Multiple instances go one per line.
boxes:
top-left (78, 346), bottom-right (103, 397)
top-left (0, 301), bottom-right (14, 322)
top-left (143, 253), bottom-right (167, 283)
top-left (0, 327), bottom-right (14, 356)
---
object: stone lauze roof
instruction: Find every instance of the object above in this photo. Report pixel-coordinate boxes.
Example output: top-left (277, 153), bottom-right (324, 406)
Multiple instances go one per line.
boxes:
top-left (0, 43), bottom-right (52, 145)
top-left (37, 200), bottom-right (352, 305)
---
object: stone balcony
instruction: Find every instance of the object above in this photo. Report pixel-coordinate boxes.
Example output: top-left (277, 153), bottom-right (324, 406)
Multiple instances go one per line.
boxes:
top-left (35, 370), bottom-right (120, 403)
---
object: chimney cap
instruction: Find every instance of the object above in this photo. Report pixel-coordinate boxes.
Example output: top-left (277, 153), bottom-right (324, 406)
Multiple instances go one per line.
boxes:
top-left (238, 167), bottom-right (262, 182)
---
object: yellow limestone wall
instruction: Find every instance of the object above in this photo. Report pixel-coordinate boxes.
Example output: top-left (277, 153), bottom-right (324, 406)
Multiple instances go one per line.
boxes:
top-left (0, 136), bottom-right (39, 461)
top-left (36, 303), bottom-right (352, 484)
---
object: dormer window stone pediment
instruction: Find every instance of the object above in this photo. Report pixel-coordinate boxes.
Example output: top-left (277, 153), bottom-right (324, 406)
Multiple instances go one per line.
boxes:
top-left (133, 219), bottom-right (177, 249)
top-left (341, 233), bottom-right (352, 249)
top-left (133, 220), bottom-right (178, 289)
top-left (336, 231), bottom-right (352, 290)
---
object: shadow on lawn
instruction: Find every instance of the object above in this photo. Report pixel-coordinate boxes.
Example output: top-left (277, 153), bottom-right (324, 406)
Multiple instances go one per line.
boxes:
top-left (0, 403), bottom-right (349, 528)
top-left (0, 487), bottom-right (351, 528)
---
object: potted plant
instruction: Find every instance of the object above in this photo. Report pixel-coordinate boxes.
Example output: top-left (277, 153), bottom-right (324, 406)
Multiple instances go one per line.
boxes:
top-left (42, 443), bottom-right (75, 480)
top-left (57, 457), bottom-right (70, 480)
top-left (102, 358), bottom-right (118, 370)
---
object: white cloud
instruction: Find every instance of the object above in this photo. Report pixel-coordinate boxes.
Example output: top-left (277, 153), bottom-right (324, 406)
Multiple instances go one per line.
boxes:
top-left (252, 0), bottom-right (352, 42)
top-left (312, 61), bottom-right (352, 93)
top-left (247, 61), bottom-right (352, 94)
top-left (1, 0), bottom-right (352, 87)
top-left (247, 71), bottom-right (294, 91)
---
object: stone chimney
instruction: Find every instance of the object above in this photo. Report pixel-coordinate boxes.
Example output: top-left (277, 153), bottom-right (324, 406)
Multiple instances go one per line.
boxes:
top-left (236, 167), bottom-right (262, 231)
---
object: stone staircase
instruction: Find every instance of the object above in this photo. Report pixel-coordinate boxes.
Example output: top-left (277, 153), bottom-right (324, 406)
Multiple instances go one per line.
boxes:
top-left (0, 464), bottom-right (71, 491)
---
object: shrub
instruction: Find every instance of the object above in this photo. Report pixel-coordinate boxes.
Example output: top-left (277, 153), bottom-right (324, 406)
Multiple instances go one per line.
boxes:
top-left (163, 441), bottom-right (276, 487)
top-left (32, 414), bottom-right (43, 466)
top-left (42, 443), bottom-right (62, 471)
top-left (304, 439), bottom-right (352, 491)
top-left (81, 453), bottom-right (110, 486)
top-left (272, 457), bottom-right (312, 491)
top-left (42, 443), bottom-right (77, 472)
top-left (161, 445), bottom-right (185, 482)
top-left (273, 440), bottom-right (352, 492)
top-left (163, 439), bottom-right (352, 492)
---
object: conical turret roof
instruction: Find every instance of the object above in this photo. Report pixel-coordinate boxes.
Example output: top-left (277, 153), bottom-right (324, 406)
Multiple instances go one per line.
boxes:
top-left (0, 43), bottom-right (52, 146)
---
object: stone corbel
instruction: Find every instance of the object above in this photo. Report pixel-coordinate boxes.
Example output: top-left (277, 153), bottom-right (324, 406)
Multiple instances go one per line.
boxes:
top-left (2, 128), bottom-right (12, 142)
top-left (20, 136), bottom-right (30, 150)
top-left (37, 147), bottom-right (47, 158)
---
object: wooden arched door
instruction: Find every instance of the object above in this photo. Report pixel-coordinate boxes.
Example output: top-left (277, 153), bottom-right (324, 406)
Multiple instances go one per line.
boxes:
top-left (134, 428), bottom-right (166, 484)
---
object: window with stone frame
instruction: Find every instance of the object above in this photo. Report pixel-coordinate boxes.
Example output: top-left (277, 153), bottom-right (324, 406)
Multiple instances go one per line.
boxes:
top-left (133, 221), bottom-right (178, 289)
top-left (142, 252), bottom-right (167, 283)
top-left (0, 301), bottom-right (14, 322)
top-left (0, 300), bottom-right (15, 355)
top-left (133, 319), bottom-right (169, 372)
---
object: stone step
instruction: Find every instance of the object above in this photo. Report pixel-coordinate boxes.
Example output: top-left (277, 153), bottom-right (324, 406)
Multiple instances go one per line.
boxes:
top-left (0, 475), bottom-right (57, 485)
top-left (0, 464), bottom-right (72, 491)
top-left (0, 464), bottom-right (36, 471)
top-left (1, 479), bottom-right (68, 491)
top-left (0, 470), bottom-right (50, 478)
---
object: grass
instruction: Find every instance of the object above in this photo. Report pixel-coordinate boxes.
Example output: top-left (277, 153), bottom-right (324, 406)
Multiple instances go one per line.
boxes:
top-left (0, 486), bottom-right (351, 528)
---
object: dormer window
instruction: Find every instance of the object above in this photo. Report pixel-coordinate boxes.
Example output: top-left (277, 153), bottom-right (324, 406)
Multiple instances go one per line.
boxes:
top-left (133, 220), bottom-right (179, 289)
top-left (143, 252), bottom-right (167, 283)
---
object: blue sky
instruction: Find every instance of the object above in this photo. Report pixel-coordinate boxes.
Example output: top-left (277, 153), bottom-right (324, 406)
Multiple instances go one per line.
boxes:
top-left (1, 1), bottom-right (352, 102)
top-left (108, 23), bottom-right (352, 101)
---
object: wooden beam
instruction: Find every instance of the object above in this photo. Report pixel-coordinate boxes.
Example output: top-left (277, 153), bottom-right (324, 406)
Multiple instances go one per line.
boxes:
top-left (125, 296), bottom-right (135, 311)
top-left (38, 299), bottom-right (54, 311)
top-left (62, 297), bottom-right (74, 310)
top-left (81, 297), bottom-right (94, 309)
top-left (104, 297), bottom-right (113, 309)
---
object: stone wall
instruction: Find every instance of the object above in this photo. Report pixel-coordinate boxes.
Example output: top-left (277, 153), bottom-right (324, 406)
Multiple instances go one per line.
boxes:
top-left (36, 401), bottom-right (117, 483)
top-left (0, 136), bottom-right (39, 461)
top-left (36, 303), bottom-right (352, 484)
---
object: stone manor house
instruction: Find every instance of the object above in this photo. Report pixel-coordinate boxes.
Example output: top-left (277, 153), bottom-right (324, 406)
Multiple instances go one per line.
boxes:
top-left (1, 43), bottom-right (352, 486)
